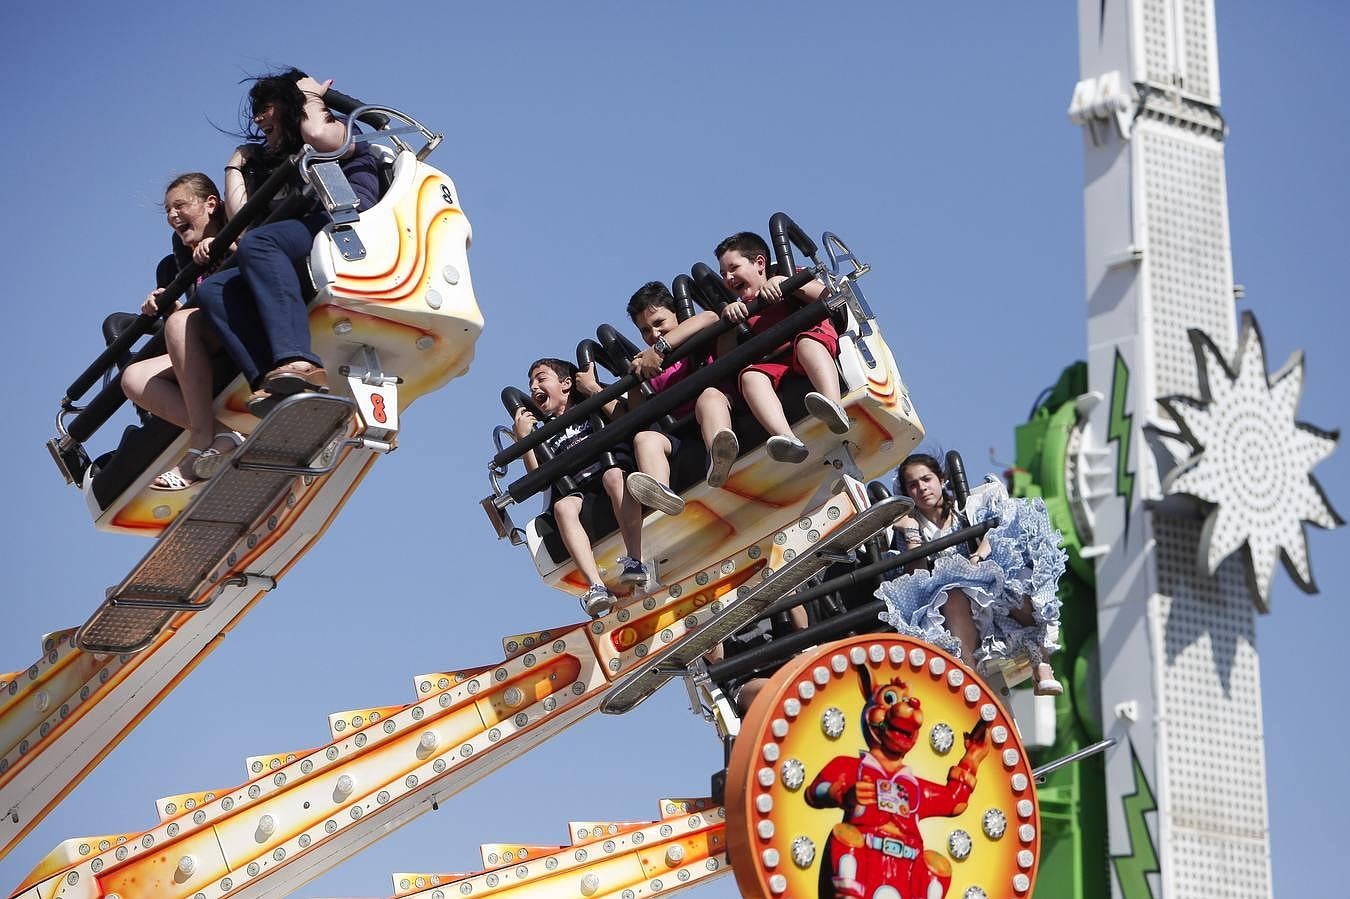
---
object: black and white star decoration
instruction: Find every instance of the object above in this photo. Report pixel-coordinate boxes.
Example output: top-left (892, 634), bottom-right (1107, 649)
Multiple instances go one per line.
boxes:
top-left (1159, 312), bottom-right (1341, 607)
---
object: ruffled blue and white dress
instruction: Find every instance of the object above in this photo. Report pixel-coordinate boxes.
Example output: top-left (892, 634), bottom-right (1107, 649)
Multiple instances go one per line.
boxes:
top-left (876, 477), bottom-right (1066, 666)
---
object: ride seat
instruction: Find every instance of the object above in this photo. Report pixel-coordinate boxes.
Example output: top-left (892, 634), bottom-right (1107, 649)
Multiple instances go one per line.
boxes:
top-left (87, 146), bottom-right (481, 534)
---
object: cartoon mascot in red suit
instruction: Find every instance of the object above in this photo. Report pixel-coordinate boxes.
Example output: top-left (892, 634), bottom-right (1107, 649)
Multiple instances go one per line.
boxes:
top-left (806, 666), bottom-right (989, 899)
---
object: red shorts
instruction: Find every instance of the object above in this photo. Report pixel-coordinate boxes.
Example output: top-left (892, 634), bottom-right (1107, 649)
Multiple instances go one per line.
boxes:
top-left (740, 302), bottom-right (840, 390)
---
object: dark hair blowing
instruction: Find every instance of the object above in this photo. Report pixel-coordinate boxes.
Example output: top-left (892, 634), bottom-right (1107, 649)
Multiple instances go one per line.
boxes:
top-left (627, 281), bottom-right (677, 321)
top-left (242, 67), bottom-right (310, 157)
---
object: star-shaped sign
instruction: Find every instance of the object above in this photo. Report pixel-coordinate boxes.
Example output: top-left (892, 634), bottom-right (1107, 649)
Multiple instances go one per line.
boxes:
top-left (1159, 312), bottom-right (1341, 608)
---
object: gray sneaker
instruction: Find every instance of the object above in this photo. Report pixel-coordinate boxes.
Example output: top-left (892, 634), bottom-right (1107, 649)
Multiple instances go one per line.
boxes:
top-left (580, 583), bottom-right (615, 617)
top-left (804, 391), bottom-right (851, 434)
top-left (617, 555), bottom-right (650, 587)
top-left (706, 428), bottom-right (739, 488)
top-left (625, 472), bottom-right (685, 516)
top-left (767, 434), bottom-right (809, 463)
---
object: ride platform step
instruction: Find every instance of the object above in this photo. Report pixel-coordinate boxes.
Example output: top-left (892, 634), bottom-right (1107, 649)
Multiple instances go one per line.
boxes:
top-left (76, 394), bottom-right (356, 654)
top-left (600, 494), bottom-right (911, 715)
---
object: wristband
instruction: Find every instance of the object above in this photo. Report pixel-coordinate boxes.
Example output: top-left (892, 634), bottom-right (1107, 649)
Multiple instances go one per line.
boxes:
top-left (653, 336), bottom-right (672, 358)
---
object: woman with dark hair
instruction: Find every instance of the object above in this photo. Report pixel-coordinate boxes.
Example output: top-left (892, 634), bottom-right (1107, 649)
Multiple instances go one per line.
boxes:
top-left (122, 173), bottom-right (238, 489)
top-left (877, 452), bottom-right (1065, 695)
top-left (194, 69), bottom-right (380, 415)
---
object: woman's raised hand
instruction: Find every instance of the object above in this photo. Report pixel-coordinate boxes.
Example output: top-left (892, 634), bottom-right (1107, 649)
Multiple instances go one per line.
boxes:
top-left (295, 76), bottom-right (333, 100)
top-left (192, 237), bottom-right (215, 266)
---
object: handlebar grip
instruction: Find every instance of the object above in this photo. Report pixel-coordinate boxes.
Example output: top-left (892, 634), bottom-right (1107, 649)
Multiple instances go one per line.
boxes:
top-left (596, 323), bottom-right (642, 361)
top-left (867, 480), bottom-right (893, 505)
top-left (945, 450), bottom-right (982, 556)
top-left (787, 219), bottom-right (817, 257)
top-left (691, 262), bottom-right (754, 342)
top-left (671, 275), bottom-right (698, 322)
top-left (322, 88), bottom-right (390, 129)
top-left (775, 268), bottom-right (817, 297)
top-left (769, 213), bottom-right (796, 278)
top-left (501, 386), bottom-right (540, 418)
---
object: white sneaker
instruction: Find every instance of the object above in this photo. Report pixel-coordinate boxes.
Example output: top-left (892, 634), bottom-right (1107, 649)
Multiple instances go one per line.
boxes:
top-left (580, 584), bottom-right (615, 617)
top-left (625, 472), bottom-right (685, 516)
top-left (706, 428), bottom-right (739, 488)
top-left (767, 434), bottom-right (809, 463)
top-left (804, 392), bottom-right (850, 435)
top-left (617, 555), bottom-right (651, 587)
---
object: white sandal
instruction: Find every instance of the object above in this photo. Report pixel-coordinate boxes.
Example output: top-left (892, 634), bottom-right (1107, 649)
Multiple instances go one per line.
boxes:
top-left (150, 449), bottom-right (205, 491)
top-left (192, 431), bottom-right (244, 479)
top-left (1033, 662), bottom-right (1064, 697)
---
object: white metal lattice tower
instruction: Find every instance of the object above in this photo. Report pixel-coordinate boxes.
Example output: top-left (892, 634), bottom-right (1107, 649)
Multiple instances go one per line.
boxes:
top-left (1068, 2), bottom-right (1273, 897)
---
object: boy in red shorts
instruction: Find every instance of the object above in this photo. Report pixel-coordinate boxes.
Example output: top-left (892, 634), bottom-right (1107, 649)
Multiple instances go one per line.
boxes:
top-left (716, 231), bottom-right (850, 463)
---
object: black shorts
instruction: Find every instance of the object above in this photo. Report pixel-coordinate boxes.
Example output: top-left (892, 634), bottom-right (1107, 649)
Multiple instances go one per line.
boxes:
top-left (547, 448), bottom-right (635, 505)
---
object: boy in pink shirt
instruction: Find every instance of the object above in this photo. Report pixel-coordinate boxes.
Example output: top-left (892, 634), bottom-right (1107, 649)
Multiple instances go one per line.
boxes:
top-left (623, 282), bottom-right (741, 514)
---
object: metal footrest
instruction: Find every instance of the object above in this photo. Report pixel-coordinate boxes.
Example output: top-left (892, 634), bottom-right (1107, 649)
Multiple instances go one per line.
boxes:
top-left (600, 494), bottom-right (912, 715)
top-left (77, 394), bottom-right (356, 654)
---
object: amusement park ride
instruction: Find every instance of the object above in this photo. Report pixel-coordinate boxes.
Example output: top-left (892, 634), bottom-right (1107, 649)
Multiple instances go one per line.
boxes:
top-left (0, 1), bottom-right (1341, 898)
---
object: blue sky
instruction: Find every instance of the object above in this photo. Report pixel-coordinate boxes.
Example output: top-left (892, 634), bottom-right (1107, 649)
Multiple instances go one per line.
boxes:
top-left (1, 2), bottom-right (1345, 896)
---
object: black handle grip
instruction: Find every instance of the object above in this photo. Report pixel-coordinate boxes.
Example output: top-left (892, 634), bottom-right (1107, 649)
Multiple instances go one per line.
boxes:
top-left (787, 219), bottom-right (817, 258)
top-left (691, 262), bottom-right (754, 343)
top-left (596, 323), bottom-right (642, 362)
top-left (578, 338), bottom-right (624, 379)
top-left (945, 450), bottom-right (982, 556)
top-left (501, 386), bottom-right (541, 418)
top-left (867, 480), bottom-right (893, 504)
top-left (671, 275), bottom-right (698, 322)
top-left (322, 87), bottom-right (390, 130)
top-left (769, 213), bottom-right (797, 278)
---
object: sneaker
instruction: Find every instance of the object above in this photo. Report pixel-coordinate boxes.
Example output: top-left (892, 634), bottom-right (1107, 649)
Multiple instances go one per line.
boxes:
top-left (706, 428), bottom-right (739, 488)
top-left (626, 472), bottom-right (685, 516)
top-left (617, 556), bottom-right (650, 587)
top-left (580, 583), bottom-right (615, 617)
top-left (805, 391), bottom-right (851, 435)
top-left (767, 434), bottom-right (809, 464)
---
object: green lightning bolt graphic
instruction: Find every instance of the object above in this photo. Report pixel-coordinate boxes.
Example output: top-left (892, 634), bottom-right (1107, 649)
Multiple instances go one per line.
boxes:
top-left (1111, 741), bottom-right (1160, 899)
top-left (1108, 349), bottom-right (1135, 535)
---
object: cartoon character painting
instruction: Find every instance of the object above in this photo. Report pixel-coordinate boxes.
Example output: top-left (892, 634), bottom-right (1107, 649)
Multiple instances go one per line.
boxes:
top-left (806, 667), bottom-right (990, 899)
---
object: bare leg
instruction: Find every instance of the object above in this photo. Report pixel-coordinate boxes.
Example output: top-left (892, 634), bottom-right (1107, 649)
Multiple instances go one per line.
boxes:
top-left (943, 589), bottom-right (980, 666)
top-left (695, 387), bottom-right (733, 447)
top-left (166, 308), bottom-right (229, 450)
top-left (122, 354), bottom-right (189, 430)
top-left (735, 678), bottom-right (769, 715)
top-left (604, 466), bottom-right (645, 563)
top-left (796, 337), bottom-right (842, 402)
top-left (554, 495), bottom-right (603, 586)
top-left (739, 369), bottom-right (794, 438)
top-left (634, 430), bottom-right (673, 485)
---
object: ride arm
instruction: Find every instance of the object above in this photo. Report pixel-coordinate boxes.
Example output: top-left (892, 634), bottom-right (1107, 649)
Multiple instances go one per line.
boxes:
top-left (500, 272), bottom-right (824, 505)
top-left (491, 268), bottom-right (819, 480)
